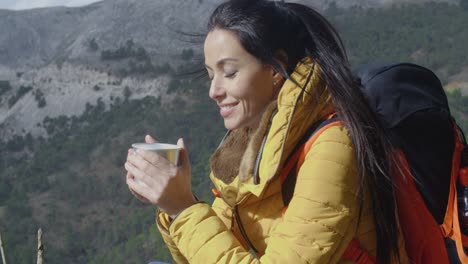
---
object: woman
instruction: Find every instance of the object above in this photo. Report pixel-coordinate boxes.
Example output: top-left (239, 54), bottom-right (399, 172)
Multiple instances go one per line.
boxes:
top-left (124, 0), bottom-right (409, 263)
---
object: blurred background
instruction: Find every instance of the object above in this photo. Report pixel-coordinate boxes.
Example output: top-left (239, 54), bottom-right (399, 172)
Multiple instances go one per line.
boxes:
top-left (0, 0), bottom-right (467, 263)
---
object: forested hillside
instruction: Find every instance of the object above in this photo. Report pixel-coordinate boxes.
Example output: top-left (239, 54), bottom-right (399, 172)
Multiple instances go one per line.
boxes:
top-left (328, 1), bottom-right (468, 82)
top-left (0, 2), bottom-right (467, 263)
top-left (0, 78), bottom-right (224, 263)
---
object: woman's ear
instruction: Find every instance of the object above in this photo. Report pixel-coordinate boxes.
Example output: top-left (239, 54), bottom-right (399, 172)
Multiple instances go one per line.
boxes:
top-left (273, 51), bottom-right (287, 85)
top-left (272, 69), bottom-right (283, 86)
top-left (271, 49), bottom-right (287, 83)
top-left (274, 49), bottom-right (288, 72)
top-left (271, 69), bottom-right (285, 97)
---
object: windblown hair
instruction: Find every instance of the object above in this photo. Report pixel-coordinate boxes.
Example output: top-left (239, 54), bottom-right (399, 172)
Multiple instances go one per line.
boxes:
top-left (207, 0), bottom-right (400, 263)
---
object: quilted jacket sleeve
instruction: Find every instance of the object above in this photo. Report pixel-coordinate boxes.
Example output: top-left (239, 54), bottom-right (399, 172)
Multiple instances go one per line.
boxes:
top-left (156, 197), bottom-right (236, 263)
top-left (156, 209), bottom-right (189, 263)
top-left (261, 126), bottom-right (360, 263)
top-left (157, 126), bottom-right (361, 263)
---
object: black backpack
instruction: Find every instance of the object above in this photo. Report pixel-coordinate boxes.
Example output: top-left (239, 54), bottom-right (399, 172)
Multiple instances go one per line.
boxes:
top-left (281, 63), bottom-right (468, 263)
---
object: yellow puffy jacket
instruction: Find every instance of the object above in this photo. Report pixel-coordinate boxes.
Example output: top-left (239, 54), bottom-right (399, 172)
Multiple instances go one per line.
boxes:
top-left (156, 60), bottom-right (408, 263)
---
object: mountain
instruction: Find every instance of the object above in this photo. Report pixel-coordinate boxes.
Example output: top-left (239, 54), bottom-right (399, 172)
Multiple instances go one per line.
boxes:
top-left (0, 0), bottom-right (219, 140)
top-left (0, 0), bottom-right (220, 69)
top-left (0, 0), bottom-right (459, 68)
top-left (0, 1), bottom-right (467, 263)
top-left (0, 0), bottom-right (463, 140)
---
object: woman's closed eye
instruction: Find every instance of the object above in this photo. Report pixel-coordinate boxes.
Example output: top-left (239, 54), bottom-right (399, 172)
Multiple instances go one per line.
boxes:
top-left (224, 71), bottom-right (237, 78)
top-left (205, 69), bottom-right (237, 80)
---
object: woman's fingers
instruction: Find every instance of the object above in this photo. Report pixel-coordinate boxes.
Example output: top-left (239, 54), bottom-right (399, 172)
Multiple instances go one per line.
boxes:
top-left (128, 150), bottom-right (155, 168)
top-left (145, 135), bottom-right (157, 143)
top-left (126, 170), bottom-right (151, 203)
top-left (124, 161), bottom-right (154, 187)
top-left (126, 176), bottom-right (154, 203)
top-left (177, 138), bottom-right (190, 170)
top-left (135, 149), bottom-right (163, 166)
top-left (128, 183), bottom-right (151, 203)
top-left (128, 149), bottom-right (175, 174)
top-left (125, 163), bottom-right (167, 205)
top-left (124, 135), bottom-right (193, 211)
top-left (126, 171), bottom-right (135, 180)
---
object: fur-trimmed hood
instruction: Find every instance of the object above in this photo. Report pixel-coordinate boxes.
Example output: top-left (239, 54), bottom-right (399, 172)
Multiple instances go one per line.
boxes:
top-left (209, 59), bottom-right (334, 206)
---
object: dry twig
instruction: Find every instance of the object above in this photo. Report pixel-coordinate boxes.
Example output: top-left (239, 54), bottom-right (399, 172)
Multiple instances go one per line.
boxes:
top-left (0, 230), bottom-right (6, 264)
top-left (37, 228), bottom-right (43, 264)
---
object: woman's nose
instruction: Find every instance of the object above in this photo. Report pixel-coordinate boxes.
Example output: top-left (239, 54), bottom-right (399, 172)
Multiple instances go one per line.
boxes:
top-left (209, 79), bottom-right (225, 101)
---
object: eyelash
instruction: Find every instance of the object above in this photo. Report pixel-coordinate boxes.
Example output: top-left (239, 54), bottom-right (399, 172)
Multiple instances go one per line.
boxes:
top-left (207, 71), bottom-right (237, 81)
top-left (224, 71), bottom-right (237, 78)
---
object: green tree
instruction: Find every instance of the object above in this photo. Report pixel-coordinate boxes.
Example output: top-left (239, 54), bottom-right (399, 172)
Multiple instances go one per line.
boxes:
top-left (88, 38), bottom-right (99, 51)
top-left (461, 0), bottom-right (468, 10)
top-left (34, 89), bottom-right (47, 108)
top-left (181, 48), bottom-right (194, 60)
top-left (123, 86), bottom-right (132, 100)
top-left (135, 47), bottom-right (149, 61)
top-left (8, 85), bottom-right (33, 108)
top-left (0, 80), bottom-right (11, 96)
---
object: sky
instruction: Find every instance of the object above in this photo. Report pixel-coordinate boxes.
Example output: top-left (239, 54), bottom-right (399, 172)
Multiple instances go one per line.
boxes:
top-left (0, 0), bottom-right (101, 10)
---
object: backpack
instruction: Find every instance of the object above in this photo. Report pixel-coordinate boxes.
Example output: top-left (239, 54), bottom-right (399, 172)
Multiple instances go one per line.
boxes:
top-left (280, 63), bottom-right (468, 263)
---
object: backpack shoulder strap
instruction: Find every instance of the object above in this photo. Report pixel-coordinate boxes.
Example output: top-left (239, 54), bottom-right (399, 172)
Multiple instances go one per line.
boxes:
top-left (440, 122), bottom-right (468, 262)
top-left (280, 117), bottom-right (376, 264)
top-left (280, 116), bottom-right (343, 207)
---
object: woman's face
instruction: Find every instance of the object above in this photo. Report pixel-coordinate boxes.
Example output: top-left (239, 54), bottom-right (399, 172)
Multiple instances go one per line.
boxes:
top-left (204, 29), bottom-right (279, 130)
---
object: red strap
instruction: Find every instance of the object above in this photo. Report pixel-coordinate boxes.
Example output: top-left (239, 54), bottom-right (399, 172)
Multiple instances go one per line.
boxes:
top-left (279, 118), bottom-right (376, 263)
top-left (280, 114), bottom-right (340, 183)
top-left (211, 188), bottom-right (221, 198)
top-left (296, 121), bottom-right (344, 175)
top-left (280, 119), bottom-right (344, 183)
top-left (342, 239), bottom-right (376, 264)
top-left (280, 150), bottom-right (302, 184)
top-left (440, 124), bottom-right (468, 261)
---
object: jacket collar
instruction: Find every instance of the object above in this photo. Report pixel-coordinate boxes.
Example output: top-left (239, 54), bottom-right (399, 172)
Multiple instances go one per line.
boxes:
top-left (210, 58), bottom-right (334, 205)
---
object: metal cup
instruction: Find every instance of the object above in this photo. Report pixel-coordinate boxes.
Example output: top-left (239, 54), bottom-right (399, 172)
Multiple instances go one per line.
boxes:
top-left (131, 143), bottom-right (181, 165)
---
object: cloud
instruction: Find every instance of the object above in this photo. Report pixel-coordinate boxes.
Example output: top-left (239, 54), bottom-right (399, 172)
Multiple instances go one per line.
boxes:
top-left (0, 0), bottom-right (101, 10)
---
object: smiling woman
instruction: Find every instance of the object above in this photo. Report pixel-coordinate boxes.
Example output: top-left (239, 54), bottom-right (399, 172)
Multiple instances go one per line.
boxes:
top-left (204, 29), bottom-right (281, 130)
top-left (124, 0), bottom-right (409, 263)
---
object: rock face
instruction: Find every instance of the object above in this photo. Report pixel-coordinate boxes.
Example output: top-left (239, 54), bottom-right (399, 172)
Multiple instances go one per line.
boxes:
top-left (0, 0), bottom-right (218, 68)
top-left (0, 0), bottom-right (218, 139)
top-left (0, 0), bottom-right (458, 68)
top-left (0, 63), bottom-right (170, 137)
top-left (0, 0), bottom-right (459, 139)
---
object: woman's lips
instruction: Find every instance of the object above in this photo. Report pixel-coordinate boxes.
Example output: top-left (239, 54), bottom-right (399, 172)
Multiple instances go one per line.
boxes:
top-left (219, 103), bottom-right (238, 118)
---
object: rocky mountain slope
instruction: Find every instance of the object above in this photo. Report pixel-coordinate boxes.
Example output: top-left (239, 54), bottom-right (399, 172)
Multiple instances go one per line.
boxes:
top-left (0, 0), bottom-right (459, 68)
top-left (0, 0), bottom-right (219, 139)
top-left (0, 0), bottom-right (462, 140)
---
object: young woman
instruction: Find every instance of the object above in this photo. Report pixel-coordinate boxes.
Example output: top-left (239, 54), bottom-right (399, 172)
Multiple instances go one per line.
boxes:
top-left (124, 0), bottom-right (409, 263)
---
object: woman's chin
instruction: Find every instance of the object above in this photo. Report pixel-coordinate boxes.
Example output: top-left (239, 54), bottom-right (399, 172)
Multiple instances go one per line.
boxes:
top-left (224, 120), bottom-right (259, 131)
top-left (223, 121), bottom-right (237, 131)
top-left (223, 118), bottom-right (242, 131)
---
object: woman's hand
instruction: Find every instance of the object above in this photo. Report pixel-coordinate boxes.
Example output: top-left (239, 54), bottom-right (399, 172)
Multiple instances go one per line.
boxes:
top-left (125, 135), bottom-right (196, 218)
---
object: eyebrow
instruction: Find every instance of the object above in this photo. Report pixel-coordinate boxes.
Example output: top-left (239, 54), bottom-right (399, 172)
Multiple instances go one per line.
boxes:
top-left (205, 57), bottom-right (239, 70)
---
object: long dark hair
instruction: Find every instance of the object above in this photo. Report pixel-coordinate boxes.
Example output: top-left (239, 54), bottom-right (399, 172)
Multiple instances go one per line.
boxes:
top-left (207, 0), bottom-right (400, 263)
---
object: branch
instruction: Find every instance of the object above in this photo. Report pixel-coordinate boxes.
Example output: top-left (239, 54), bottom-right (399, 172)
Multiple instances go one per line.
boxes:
top-left (37, 228), bottom-right (43, 264)
top-left (0, 230), bottom-right (6, 264)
